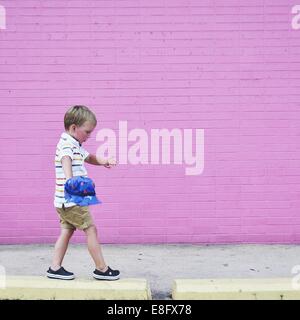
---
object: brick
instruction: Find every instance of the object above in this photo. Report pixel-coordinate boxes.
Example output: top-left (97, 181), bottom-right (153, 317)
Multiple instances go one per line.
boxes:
top-left (0, 1), bottom-right (299, 244)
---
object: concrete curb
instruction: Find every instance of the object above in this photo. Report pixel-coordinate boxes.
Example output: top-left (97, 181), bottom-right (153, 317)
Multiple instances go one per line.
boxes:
top-left (172, 278), bottom-right (300, 300)
top-left (0, 276), bottom-right (152, 300)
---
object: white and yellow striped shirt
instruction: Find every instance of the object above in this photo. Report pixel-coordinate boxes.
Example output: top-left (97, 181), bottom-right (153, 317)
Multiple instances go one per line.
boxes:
top-left (54, 132), bottom-right (89, 208)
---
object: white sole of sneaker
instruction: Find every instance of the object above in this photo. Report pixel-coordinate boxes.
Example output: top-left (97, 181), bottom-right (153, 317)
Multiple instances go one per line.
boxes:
top-left (93, 274), bottom-right (120, 281)
top-left (46, 272), bottom-right (75, 280)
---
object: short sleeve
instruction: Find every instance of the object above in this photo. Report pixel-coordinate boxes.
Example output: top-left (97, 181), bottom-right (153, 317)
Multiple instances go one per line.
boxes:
top-left (81, 147), bottom-right (89, 160)
top-left (57, 144), bottom-right (74, 162)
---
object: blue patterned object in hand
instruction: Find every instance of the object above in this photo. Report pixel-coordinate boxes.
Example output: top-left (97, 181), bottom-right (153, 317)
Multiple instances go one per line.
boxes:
top-left (64, 176), bottom-right (101, 206)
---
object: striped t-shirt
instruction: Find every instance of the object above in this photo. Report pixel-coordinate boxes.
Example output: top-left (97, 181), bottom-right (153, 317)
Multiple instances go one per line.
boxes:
top-left (54, 132), bottom-right (90, 208)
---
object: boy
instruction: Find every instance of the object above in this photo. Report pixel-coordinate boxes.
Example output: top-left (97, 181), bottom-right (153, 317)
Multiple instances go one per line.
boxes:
top-left (47, 105), bottom-right (120, 280)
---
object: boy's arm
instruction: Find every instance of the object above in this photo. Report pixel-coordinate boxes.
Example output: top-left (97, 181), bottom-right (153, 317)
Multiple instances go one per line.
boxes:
top-left (85, 154), bottom-right (116, 168)
top-left (61, 156), bottom-right (73, 180)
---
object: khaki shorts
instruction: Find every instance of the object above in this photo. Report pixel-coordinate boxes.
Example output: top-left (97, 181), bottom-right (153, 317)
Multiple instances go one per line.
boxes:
top-left (56, 205), bottom-right (94, 230)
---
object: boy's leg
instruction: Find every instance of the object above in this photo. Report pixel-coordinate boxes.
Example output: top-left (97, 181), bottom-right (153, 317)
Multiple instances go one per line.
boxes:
top-left (51, 228), bottom-right (74, 270)
top-left (84, 225), bottom-right (108, 271)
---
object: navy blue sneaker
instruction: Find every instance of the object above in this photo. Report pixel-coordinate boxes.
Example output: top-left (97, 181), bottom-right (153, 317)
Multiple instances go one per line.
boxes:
top-left (93, 266), bottom-right (120, 280)
top-left (46, 267), bottom-right (75, 280)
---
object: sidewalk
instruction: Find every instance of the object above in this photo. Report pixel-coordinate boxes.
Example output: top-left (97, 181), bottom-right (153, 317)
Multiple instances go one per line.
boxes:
top-left (1, 243), bottom-right (300, 299)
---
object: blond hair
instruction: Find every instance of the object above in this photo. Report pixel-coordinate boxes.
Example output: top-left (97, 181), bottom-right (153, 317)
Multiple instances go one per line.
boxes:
top-left (64, 105), bottom-right (97, 130)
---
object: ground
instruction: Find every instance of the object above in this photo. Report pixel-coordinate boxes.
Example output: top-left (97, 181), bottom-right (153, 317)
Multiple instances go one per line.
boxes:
top-left (0, 243), bottom-right (299, 299)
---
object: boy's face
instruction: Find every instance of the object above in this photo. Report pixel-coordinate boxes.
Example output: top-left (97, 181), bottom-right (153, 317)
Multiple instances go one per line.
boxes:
top-left (69, 121), bottom-right (96, 144)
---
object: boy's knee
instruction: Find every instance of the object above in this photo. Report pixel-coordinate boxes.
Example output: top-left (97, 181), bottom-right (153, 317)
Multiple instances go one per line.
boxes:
top-left (84, 224), bottom-right (97, 234)
top-left (62, 228), bottom-right (75, 237)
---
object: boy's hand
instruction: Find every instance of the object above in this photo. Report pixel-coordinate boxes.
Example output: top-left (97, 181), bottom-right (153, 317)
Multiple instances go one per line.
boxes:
top-left (103, 157), bottom-right (117, 169)
top-left (86, 154), bottom-right (117, 168)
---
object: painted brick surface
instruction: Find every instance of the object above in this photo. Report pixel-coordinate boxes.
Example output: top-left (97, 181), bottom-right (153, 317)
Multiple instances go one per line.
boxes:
top-left (0, 0), bottom-right (300, 244)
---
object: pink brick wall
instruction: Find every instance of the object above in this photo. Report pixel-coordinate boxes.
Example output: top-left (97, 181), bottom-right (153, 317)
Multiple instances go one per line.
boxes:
top-left (0, 0), bottom-right (300, 244)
